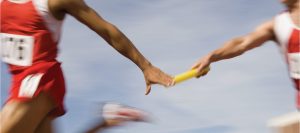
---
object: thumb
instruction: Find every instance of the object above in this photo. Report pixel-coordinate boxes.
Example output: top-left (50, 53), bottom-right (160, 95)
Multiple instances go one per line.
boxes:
top-left (190, 63), bottom-right (200, 70)
top-left (195, 65), bottom-right (206, 77)
top-left (195, 65), bottom-right (210, 78)
top-left (145, 83), bottom-right (151, 95)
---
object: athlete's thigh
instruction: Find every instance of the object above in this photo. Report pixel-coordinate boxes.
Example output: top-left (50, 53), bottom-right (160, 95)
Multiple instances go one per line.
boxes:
top-left (35, 116), bottom-right (55, 133)
top-left (1, 93), bottom-right (55, 133)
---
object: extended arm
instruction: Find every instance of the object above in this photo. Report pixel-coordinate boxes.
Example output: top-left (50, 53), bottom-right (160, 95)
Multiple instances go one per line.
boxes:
top-left (49, 0), bottom-right (173, 94)
top-left (191, 20), bottom-right (276, 75)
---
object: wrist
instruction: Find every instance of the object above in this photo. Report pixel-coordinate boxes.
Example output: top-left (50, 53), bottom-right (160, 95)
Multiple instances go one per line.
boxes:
top-left (140, 61), bottom-right (152, 72)
top-left (206, 53), bottom-right (215, 63)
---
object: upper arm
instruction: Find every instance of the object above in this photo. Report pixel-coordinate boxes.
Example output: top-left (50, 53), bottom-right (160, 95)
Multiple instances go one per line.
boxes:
top-left (239, 20), bottom-right (275, 50)
top-left (51, 0), bottom-right (118, 40)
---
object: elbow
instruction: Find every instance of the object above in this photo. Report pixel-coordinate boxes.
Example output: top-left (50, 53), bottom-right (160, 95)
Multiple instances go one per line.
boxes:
top-left (98, 24), bottom-right (123, 45)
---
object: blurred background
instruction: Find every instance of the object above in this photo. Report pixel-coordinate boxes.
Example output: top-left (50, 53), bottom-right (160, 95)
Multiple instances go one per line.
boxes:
top-left (1, 0), bottom-right (297, 133)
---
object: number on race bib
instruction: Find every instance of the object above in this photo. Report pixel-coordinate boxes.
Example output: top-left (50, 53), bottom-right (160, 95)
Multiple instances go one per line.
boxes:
top-left (1, 33), bottom-right (34, 66)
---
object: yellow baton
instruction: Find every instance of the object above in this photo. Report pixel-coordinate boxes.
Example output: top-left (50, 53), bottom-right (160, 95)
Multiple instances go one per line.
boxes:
top-left (174, 67), bottom-right (210, 84)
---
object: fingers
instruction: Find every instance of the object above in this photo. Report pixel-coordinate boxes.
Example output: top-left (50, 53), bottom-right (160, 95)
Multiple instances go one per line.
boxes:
top-left (195, 69), bottom-right (208, 78)
top-left (145, 72), bottom-right (173, 95)
top-left (160, 73), bottom-right (174, 87)
top-left (190, 61), bottom-right (203, 78)
top-left (190, 62), bottom-right (200, 70)
top-left (195, 65), bottom-right (210, 78)
top-left (151, 69), bottom-right (173, 87)
top-left (196, 64), bottom-right (205, 74)
top-left (143, 66), bottom-right (175, 95)
top-left (202, 69), bottom-right (209, 76)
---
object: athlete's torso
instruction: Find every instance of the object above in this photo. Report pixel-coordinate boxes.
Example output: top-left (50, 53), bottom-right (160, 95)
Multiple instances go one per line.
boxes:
top-left (0, 0), bottom-right (63, 73)
top-left (274, 11), bottom-right (300, 84)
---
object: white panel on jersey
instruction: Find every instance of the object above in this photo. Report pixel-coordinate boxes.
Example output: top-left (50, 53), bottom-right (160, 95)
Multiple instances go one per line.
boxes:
top-left (19, 73), bottom-right (44, 98)
top-left (8, 0), bottom-right (30, 4)
top-left (1, 33), bottom-right (34, 66)
top-left (288, 53), bottom-right (300, 79)
top-left (274, 12), bottom-right (293, 53)
top-left (284, 13), bottom-right (300, 30)
top-left (32, 0), bottom-right (63, 42)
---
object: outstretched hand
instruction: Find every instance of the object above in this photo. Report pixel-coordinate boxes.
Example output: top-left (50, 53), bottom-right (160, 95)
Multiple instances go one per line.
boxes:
top-left (190, 55), bottom-right (211, 78)
top-left (142, 65), bottom-right (173, 95)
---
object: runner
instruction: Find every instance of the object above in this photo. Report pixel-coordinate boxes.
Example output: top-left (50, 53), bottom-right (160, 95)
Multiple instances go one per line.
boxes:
top-left (191, 0), bottom-right (299, 110)
top-left (0, 0), bottom-right (173, 132)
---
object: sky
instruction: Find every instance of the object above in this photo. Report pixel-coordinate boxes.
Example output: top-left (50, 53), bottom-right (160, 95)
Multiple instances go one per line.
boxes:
top-left (0, 0), bottom-right (298, 133)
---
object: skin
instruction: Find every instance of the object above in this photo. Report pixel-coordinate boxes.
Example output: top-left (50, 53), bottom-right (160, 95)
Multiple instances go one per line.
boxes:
top-left (0, 93), bottom-right (55, 133)
top-left (48, 0), bottom-right (173, 94)
top-left (191, 0), bottom-right (299, 77)
top-left (1, 0), bottom-right (173, 132)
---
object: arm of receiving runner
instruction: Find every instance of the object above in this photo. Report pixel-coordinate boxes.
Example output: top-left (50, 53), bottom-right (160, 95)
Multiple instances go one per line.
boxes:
top-left (49, 0), bottom-right (173, 95)
top-left (191, 20), bottom-right (276, 76)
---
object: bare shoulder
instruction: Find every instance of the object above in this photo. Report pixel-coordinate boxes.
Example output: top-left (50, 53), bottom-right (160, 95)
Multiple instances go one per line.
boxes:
top-left (49, 0), bottom-right (86, 13)
top-left (252, 19), bottom-right (276, 41)
top-left (48, 0), bottom-right (88, 19)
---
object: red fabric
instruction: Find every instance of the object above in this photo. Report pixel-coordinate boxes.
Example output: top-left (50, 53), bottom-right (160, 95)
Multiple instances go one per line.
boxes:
top-left (7, 62), bottom-right (66, 117)
top-left (286, 28), bottom-right (300, 109)
top-left (293, 79), bottom-right (300, 91)
top-left (287, 29), bottom-right (300, 53)
top-left (293, 79), bottom-right (300, 109)
top-left (1, 0), bottom-right (65, 116)
top-left (0, 0), bottom-right (59, 73)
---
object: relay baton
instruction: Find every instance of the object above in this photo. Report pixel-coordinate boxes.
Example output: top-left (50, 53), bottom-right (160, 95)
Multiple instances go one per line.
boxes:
top-left (174, 67), bottom-right (210, 85)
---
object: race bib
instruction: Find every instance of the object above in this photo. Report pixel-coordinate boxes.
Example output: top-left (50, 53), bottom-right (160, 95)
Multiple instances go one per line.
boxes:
top-left (1, 33), bottom-right (34, 66)
top-left (288, 53), bottom-right (300, 79)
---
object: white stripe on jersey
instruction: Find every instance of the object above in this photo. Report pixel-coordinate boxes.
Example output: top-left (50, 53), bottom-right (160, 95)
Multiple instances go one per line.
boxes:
top-left (32, 0), bottom-right (63, 42)
top-left (274, 12), bottom-right (294, 53)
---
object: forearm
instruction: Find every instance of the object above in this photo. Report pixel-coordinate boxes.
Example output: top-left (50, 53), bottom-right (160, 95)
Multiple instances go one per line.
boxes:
top-left (207, 21), bottom-right (275, 63)
top-left (62, 3), bottom-right (152, 71)
top-left (102, 25), bottom-right (152, 71)
top-left (208, 37), bottom-right (248, 63)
